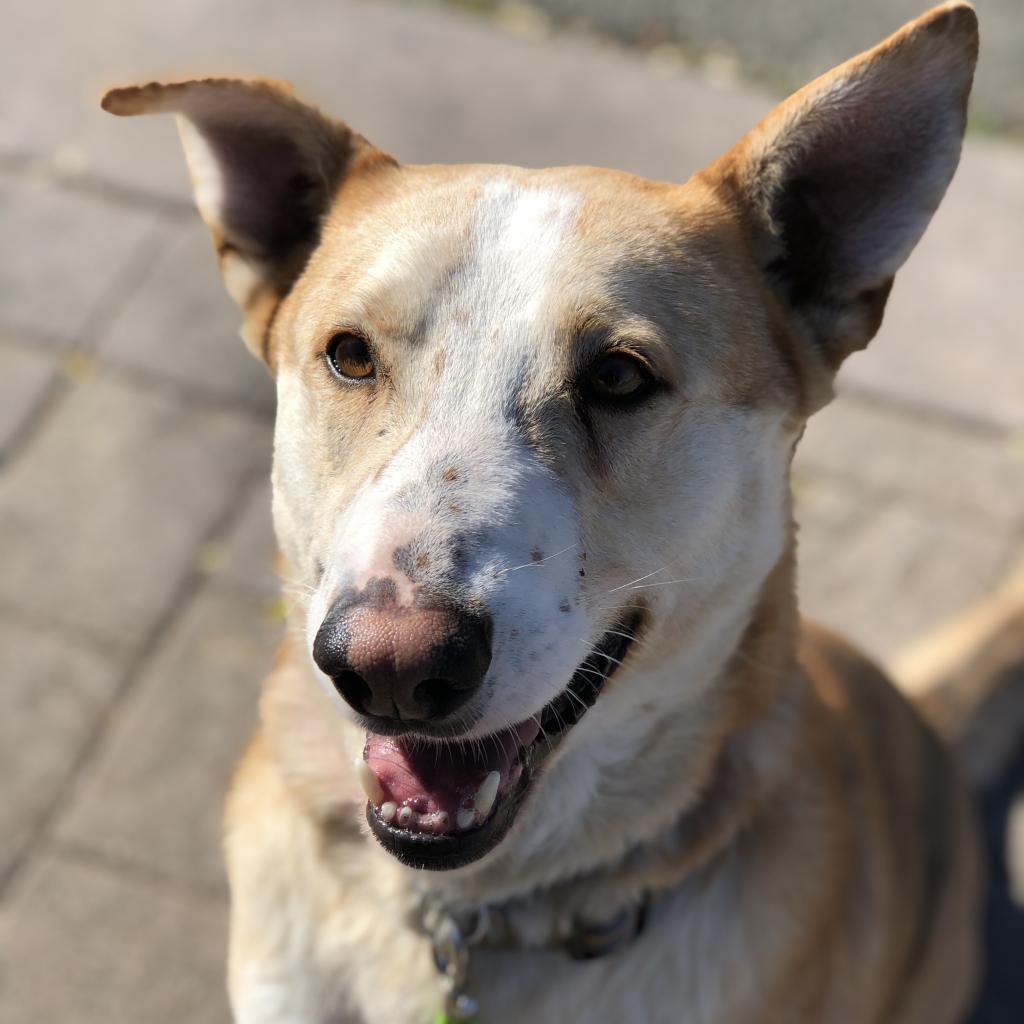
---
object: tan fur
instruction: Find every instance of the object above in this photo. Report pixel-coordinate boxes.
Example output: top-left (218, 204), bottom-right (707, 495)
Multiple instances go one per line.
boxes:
top-left (895, 560), bottom-right (1024, 785)
top-left (104, 5), bottom-right (986, 1022)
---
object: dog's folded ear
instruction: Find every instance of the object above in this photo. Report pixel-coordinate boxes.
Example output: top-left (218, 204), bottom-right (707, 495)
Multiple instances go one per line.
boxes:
top-left (102, 78), bottom-right (393, 361)
top-left (700, 2), bottom-right (978, 377)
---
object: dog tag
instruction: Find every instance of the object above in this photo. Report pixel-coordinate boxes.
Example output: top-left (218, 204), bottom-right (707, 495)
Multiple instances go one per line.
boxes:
top-left (435, 1007), bottom-right (479, 1024)
top-left (435, 989), bottom-right (480, 1023)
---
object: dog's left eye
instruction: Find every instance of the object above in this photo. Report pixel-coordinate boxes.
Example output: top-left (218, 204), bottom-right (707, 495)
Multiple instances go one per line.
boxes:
top-left (584, 352), bottom-right (654, 404)
top-left (325, 333), bottom-right (376, 382)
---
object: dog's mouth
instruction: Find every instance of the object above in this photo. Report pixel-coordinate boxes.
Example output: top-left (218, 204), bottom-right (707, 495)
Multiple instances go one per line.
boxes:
top-left (360, 612), bottom-right (642, 870)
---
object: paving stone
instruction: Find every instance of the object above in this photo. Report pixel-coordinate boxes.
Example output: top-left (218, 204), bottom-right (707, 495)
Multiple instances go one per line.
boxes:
top-left (0, 369), bottom-right (271, 646)
top-left (796, 393), bottom-right (1024, 531)
top-left (202, 473), bottom-right (279, 599)
top-left (55, 586), bottom-right (281, 892)
top-left (795, 475), bottom-right (1020, 666)
top-left (839, 138), bottom-right (1024, 433)
top-left (0, 340), bottom-right (57, 455)
top-left (100, 220), bottom-right (276, 413)
top-left (0, 617), bottom-right (120, 883)
top-left (0, 174), bottom-right (155, 344)
top-left (0, 851), bottom-right (229, 1024)
top-left (519, 0), bottom-right (1024, 136)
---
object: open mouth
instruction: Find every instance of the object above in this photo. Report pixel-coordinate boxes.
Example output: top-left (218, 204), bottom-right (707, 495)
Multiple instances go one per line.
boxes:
top-left (359, 612), bottom-right (642, 870)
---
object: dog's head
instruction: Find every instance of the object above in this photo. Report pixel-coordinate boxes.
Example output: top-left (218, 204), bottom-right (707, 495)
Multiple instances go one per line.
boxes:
top-left (105, 3), bottom-right (976, 870)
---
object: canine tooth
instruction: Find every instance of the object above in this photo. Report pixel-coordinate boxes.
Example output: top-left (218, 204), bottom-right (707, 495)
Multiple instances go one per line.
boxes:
top-left (457, 808), bottom-right (476, 830)
top-left (474, 771), bottom-right (500, 817)
top-left (397, 806), bottom-right (413, 827)
top-left (380, 801), bottom-right (397, 824)
top-left (354, 758), bottom-right (384, 805)
top-left (436, 811), bottom-right (450, 831)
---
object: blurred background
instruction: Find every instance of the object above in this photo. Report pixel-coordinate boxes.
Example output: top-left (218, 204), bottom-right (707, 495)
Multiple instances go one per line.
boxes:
top-left (0, 1), bottom-right (1021, 1021)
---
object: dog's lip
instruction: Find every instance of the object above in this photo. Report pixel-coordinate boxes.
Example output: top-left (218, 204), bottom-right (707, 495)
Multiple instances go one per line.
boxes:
top-left (362, 611), bottom-right (642, 870)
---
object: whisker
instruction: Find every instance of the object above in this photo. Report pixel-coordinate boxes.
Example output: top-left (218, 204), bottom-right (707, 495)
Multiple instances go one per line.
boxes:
top-left (627, 577), bottom-right (699, 590)
top-left (605, 567), bottom-right (666, 594)
top-left (279, 575), bottom-right (317, 596)
top-left (573, 666), bottom-right (609, 684)
top-left (589, 650), bottom-right (626, 668)
top-left (598, 629), bottom-right (641, 644)
top-left (497, 543), bottom-right (579, 577)
top-left (562, 688), bottom-right (589, 712)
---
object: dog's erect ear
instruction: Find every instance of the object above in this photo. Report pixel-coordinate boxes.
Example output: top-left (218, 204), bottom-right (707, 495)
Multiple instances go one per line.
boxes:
top-left (102, 78), bottom-right (393, 361)
top-left (700, 2), bottom-right (977, 382)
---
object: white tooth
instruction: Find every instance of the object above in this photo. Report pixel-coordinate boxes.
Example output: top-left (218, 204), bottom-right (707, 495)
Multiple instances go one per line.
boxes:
top-left (355, 758), bottom-right (384, 805)
top-left (397, 806), bottom-right (413, 827)
top-left (457, 808), bottom-right (476, 830)
top-left (436, 811), bottom-right (450, 831)
top-left (380, 801), bottom-right (397, 824)
top-left (474, 771), bottom-right (500, 817)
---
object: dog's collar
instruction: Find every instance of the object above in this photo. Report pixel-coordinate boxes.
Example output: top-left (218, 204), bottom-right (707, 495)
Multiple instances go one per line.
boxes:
top-left (421, 888), bottom-right (651, 960)
top-left (418, 889), bottom-right (651, 1021)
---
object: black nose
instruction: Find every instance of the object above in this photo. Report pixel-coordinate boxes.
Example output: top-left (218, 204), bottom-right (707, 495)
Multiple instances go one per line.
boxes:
top-left (312, 595), bottom-right (492, 726)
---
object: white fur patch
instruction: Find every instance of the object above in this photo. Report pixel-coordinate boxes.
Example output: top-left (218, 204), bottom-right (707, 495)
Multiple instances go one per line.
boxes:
top-left (309, 179), bottom-right (589, 737)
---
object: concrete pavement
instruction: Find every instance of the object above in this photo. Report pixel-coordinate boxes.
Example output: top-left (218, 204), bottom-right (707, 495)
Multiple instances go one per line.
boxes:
top-left (446, 0), bottom-right (1024, 135)
top-left (1, 1), bottom-right (1021, 1020)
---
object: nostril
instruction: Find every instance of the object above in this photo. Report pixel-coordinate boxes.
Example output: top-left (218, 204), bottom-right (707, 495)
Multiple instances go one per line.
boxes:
top-left (330, 670), bottom-right (373, 714)
top-left (412, 677), bottom-right (471, 720)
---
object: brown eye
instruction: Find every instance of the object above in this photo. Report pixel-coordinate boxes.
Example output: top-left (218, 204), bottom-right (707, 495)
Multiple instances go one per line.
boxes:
top-left (585, 351), bottom-right (654, 404)
top-left (325, 333), bottom-right (375, 382)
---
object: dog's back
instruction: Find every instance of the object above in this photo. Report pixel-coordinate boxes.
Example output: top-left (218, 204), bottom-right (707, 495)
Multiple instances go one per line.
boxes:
top-left (895, 564), bottom-right (1024, 1022)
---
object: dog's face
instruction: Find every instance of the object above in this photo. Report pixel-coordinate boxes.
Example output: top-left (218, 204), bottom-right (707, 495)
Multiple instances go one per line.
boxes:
top-left (278, 166), bottom-right (797, 731)
top-left (105, 2), bottom-right (976, 870)
top-left (272, 166), bottom-right (802, 864)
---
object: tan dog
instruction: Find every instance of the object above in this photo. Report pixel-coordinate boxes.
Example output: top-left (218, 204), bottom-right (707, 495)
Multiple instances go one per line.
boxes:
top-left (104, 5), bottom-right (985, 1022)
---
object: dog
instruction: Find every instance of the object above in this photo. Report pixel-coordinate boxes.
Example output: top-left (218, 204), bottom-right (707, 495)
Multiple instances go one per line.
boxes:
top-left (103, 4), bottom-right (986, 1021)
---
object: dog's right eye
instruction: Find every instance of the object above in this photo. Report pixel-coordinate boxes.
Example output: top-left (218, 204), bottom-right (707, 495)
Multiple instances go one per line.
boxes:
top-left (325, 333), bottom-right (376, 382)
top-left (582, 350), bottom-right (657, 407)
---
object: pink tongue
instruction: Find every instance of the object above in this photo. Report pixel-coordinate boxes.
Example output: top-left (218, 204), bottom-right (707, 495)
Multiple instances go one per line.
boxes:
top-left (364, 719), bottom-right (540, 819)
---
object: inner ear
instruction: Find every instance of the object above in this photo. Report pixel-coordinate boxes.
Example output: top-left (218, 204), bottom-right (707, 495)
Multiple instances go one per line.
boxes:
top-left (182, 116), bottom-right (329, 265)
top-left (102, 78), bottom-right (395, 363)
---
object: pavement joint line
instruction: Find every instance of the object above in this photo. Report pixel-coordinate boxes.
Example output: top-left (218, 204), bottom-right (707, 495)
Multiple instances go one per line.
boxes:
top-left (0, 330), bottom-right (275, 424)
top-left (0, 320), bottom-right (87, 351)
top-left (0, 145), bottom-right (195, 220)
top-left (74, 217), bottom-right (175, 357)
top-left (0, 219), bottom-right (173, 473)
top-left (43, 835), bottom-right (230, 906)
top-left (202, 572), bottom-right (283, 607)
top-left (201, 463), bottom-right (277, 563)
top-left (0, 364), bottom-right (71, 474)
top-left (0, 595), bottom-right (128, 661)
top-left (96, 355), bottom-right (277, 422)
top-left (793, 464), bottom-right (1024, 536)
top-left (835, 381), bottom-right (1015, 442)
top-left (0, 461), bottom-right (268, 904)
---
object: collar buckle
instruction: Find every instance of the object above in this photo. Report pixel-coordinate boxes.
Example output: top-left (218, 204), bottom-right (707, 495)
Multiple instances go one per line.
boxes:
top-left (566, 894), bottom-right (650, 960)
top-left (428, 909), bottom-right (481, 1022)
